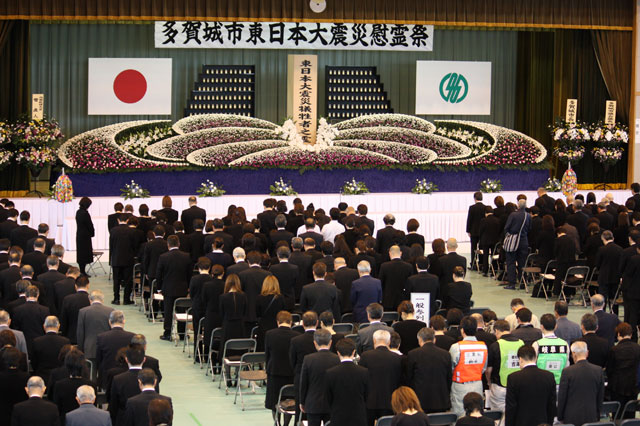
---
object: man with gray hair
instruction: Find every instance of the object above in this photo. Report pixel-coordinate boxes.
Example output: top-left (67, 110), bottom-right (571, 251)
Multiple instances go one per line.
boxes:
top-left (31, 315), bottom-right (70, 385)
top-left (77, 289), bottom-right (114, 362)
top-left (65, 385), bottom-right (111, 426)
top-left (180, 195), bottom-right (206, 234)
top-left (535, 187), bottom-right (555, 216)
top-left (51, 243), bottom-right (71, 274)
top-left (568, 198), bottom-right (589, 244)
top-left (130, 333), bottom-right (162, 387)
top-left (590, 293), bottom-right (620, 346)
top-left (557, 341), bottom-right (604, 426)
top-left (226, 246), bottom-right (249, 276)
top-left (10, 375), bottom-right (60, 425)
top-left (350, 260), bottom-right (382, 323)
top-left (379, 245), bottom-right (413, 310)
top-left (376, 213), bottom-right (405, 257)
top-left (503, 198), bottom-right (531, 290)
top-left (96, 309), bottom-right (134, 386)
top-left (289, 236), bottom-right (313, 289)
top-left (359, 329), bottom-right (402, 425)
top-left (0, 309), bottom-right (28, 355)
top-left (12, 284), bottom-right (49, 356)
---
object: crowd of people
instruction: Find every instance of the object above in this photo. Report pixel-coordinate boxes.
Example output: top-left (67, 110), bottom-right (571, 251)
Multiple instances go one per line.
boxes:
top-left (0, 185), bottom-right (638, 426)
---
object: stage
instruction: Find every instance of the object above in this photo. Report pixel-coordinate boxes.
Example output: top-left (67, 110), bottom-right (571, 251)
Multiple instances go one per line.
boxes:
top-left (12, 189), bottom-right (630, 252)
top-left (65, 168), bottom-right (550, 196)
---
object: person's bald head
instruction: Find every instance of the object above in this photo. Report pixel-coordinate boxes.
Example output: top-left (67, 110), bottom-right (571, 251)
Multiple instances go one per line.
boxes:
top-left (334, 257), bottom-right (346, 269)
top-left (471, 313), bottom-right (484, 328)
top-left (389, 245), bottom-right (401, 259)
top-left (446, 238), bottom-right (458, 252)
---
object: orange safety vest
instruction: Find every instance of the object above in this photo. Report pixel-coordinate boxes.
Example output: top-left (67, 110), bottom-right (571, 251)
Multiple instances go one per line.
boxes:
top-left (452, 340), bottom-right (488, 383)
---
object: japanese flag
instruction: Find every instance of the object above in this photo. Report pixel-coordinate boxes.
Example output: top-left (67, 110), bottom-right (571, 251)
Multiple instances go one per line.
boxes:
top-left (88, 58), bottom-right (172, 115)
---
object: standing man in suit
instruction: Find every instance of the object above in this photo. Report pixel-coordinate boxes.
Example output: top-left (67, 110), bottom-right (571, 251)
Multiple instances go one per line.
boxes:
top-left (356, 303), bottom-right (393, 353)
top-left (0, 208), bottom-right (18, 240)
top-left (187, 219), bottom-right (205, 263)
top-left (238, 250), bottom-right (271, 327)
top-left (535, 187), bottom-right (556, 216)
top-left (60, 275), bottom-right (90, 344)
top-left (358, 330), bottom-right (401, 425)
top-left (123, 369), bottom-right (171, 426)
top-left (479, 206), bottom-right (502, 276)
top-left (333, 257), bottom-right (358, 314)
top-left (258, 199), bottom-right (278, 236)
top-left (326, 338), bottom-right (369, 426)
top-left (466, 191), bottom-right (486, 270)
top-left (0, 251), bottom-right (22, 305)
top-left (10, 376), bottom-right (59, 426)
top-left (156, 235), bottom-right (192, 341)
top-left (181, 196), bottom-right (206, 234)
top-left (108, 202), bottom-right (124, 232)
top-left (269, 214), bottom-right (295, 252)
top-left (38, 256), bottom-right (66, 314)
top-left (376, 214), bottom-right (404, 257)
top-left (12, 285), bottom-right (49, 356)
top-left (596, 231), bottom-right (623, 306)
top-left (439, 238), bottom-right (467, 298)
top-left (557, 341), bottom-right (604, 426)
top-left (350, 261), bottom-right (382, 323)
top-left (379, 245), bottom-right (413, 310)
top-left (577, 313), bottom-right (610, 367)
top-left (142, 225), bottom-right (168, 286)
top-left (504, 198), bottom-right (532, 290)
top-left (26, 224), bottom-right (54, 255)
top-left (265, 311), bottom-right (299, 416)
top-left (269, 247), bottom-right (298, 311)
top-left (0, 309), bottom-right (28, 356)
top-left (65, 385), bottom-right (111, 426)
top-left (31, 316), bottom-right (70, 385)
top-left (505, 345), bottom-right (557, 426)
top-left (77, 290), bottom-right (113, 365)
top-left (10, 211), bottom-right (38, 251)
top-left (299, 329), bottom-right (340, 426)
top-left (299, 262), bottom-right (340, 319)
top-left (299, 219), bottom-right (324, 250)
top-left (96, 310), bottom-right (135, 386)
top-left (405, 257), bottom-right (440, 317)
top-left (289, 311), bottom-right (318, 425)
top-left (109, 344), bottom-right (145, 425)
top-left (110, 214), bottom-right (136, 305)
top-left (606, 322), bottom-right (640, 414)
top-left (290, 237), bottom-right (313, 296)
top-left (227, 247), bottom-right (249, 276)
top-left (591, 294), bottom-right (620, 346)
top-left (21, 238), bottom-right (47, 277)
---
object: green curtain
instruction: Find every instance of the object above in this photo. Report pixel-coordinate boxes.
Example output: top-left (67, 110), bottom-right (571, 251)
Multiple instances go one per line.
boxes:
top-left (30, 22), bottom-right (518, 137)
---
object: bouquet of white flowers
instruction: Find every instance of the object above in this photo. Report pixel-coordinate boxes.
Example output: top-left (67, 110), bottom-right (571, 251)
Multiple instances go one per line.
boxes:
top-left (411, 179), bottom-right (438, 194)
top-left (341, 178), bottom-right (370, 195)
top-left (196, 179), bottom-right (226, 197)
top-left (479, 178), bottom-right (502, 193)
top-left (543, 178), bottom-right (562, 192)
top-left (269, 178), bottom-right (297, 196)
top-left (120, 180), bottom-right (150, 199)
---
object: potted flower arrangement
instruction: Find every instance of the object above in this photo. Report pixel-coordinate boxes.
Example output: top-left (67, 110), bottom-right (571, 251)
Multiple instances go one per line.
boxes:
top-left (550, 119), bottom-right (590, 165)
top-left (120, 180), bottom-right (150, 199)
top-left (590, 121), bottom-right (628, 179)
top-left (269, 178), bottom-right (297, 196)
top-left (196, 180), bottom-right (226, 197)
top-left (479, 178), bottom-right (502, 193)
top-left (341, 178), bottom-right (370, 195)
top-left (11, 116), bottom-right (64, 177)
top-left (543, 178), bottom-right (562, 192)
top-left (411, 178), bottom-right (438, 194)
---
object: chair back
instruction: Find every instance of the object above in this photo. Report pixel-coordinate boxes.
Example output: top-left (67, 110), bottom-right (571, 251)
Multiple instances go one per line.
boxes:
top-left (542, 259), bottom-right (558, 275)
top-left (345, 334), bottom-right (358, 345)
top-left (483, 410), bottom-right (503, 421)
top-left (291, 313), bottom-right (301, 324)
top-left (618, 400), bottom-right (640, 420)
top-left (292, 325), bottom-right (305, 333)
top-left (469, 307), bottom-right (489, 315)
top-left (249, 325), bottom-right (259, 339)
top-left (240, 351), bottom-right (265, 365)
top-left (563, 265), bottom-right (590, 286)
top-left (621, 420), bottom-right (640, 426)
top-left (333, 323), bottom-right (354, 334)
top-left (376, 415), bottom-right (393, 426)
top-left (341, 312), bottom-right (355, 323)
top-left (222, 338), bottom-right (256, 357)
top-left (381, 312), bottom-right (398, 324)
top-left (359, 322), bottom-right (370, 329)
top-left (601, 400), bottom-right (620, 421)
top-left (173, 297), bottom-right (192, 311)
top-left (276, 384), bottom-right (297, 413)
top-left (427, 412), bottom-right (458, 426)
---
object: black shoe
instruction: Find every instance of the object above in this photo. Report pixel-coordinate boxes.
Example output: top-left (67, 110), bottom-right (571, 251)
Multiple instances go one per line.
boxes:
top-left (504, 285), bottom-right (516, 290)
top-left (123, 300), bottom-right (135, 305)
top-left (159, 335), bottom-right (171, 341)
top-left (482, 273), bottom-right (489, 277)
top-left (111, 299), bottom-right (120, 305)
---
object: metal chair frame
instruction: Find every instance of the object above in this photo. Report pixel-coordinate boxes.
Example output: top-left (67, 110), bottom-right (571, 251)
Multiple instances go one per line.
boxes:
top-left (519, 252), bottom-right (541, 293)
top-left (558, 265), bottom-right (591, 307)
top-left (88, 251), bottom-right (107, 276)
top-left (131, 263), bottom-right (142, 308)
top-left (149, 279), bottom-right (164, 323)
top-left (273, 384), bottom-right (296, 426)
top-left (333, 323), bottom-right (354, 334)
top-left (170, 297), bottom-right (193, 349)
top-left (600, 400), bottom-right (620, 422)
top-left (427, 412), bottom-right (458, 426)
top-left (194, 317), bottom-right (205, 367)
top-left (381, 311), bottom-right (399, 325)
top-left (218, 338), bottom-right (257, 393)
top-left (536, 260), bottom-right (558, 301)
top-left (376, 415), bottom-right (393, 426)
top-left (206, 327), bottom-right (223, 377)
top-left (234, 351), bottom-right (267, 410)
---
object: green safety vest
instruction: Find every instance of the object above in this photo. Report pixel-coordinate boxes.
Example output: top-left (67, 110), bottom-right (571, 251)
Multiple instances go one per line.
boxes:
top-left (536, 336), bottom-right (568, 384)
top-left (497, 338), bottom-right (524, 387)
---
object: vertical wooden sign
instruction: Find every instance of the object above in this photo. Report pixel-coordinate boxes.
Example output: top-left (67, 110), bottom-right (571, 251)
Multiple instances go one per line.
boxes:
top-left (565, 99), bottom-right (578, 124)
top-left (32, 94), bottom-right (44, 120)
top-left (287, 55), bottom-right (317, 144)
top-left (605, 100), bottom-right (617, 125)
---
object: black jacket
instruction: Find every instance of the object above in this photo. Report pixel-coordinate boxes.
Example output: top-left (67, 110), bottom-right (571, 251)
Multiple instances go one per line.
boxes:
top-left (606, 338), bottom-right (640, 398)
top-left (405, 272), bottom-right (439, 317)
top-left (181, 206), bottom-right (207, 234)
top-left (594, 309), bottom-right (620, 346)
top-left (479, 215), bottom-right (502, 247)
top-left (505, 365), bottom-right (557, 426)
top-left (376, 226), bottom-right (405, 256)
top-left (0, 219), bottom-right (17, 239)
top-left (269, 229), bottom-right (295, 252)
top-left (96, 327), bottom-right (135, 384)
top-left (289, 330), bottom-right (316, 377)
top-left (109, 224), bottom-right (136, 267)
top-left (438, 252), bottom-right (467, 292)
top-left (36, 270), bottom-right (66, 314)
top-left (11, 396), bottom-right (60, 426)
top-left (203, 231), bottom-right (234, 255)
top-left (265, 326), bottom-right (300, 376)
top-left (596, 242), bottom-right (623, 285)
top-left (577, 333), bottom-right (610, 367)
top-left (0, 265), bottom-right (21, 304)
top-left (12, 300), bottom-right (50, 354)
top-left (123, 389), bottom-right (172, 426)
top-left (466, 202), bottom-right (486, 237)
top-left (21, 250), bottom-right (47, 277)
top-left (299, 349), bottom-right (340, 413)
top-left (289, 251), bottom-right (313, 290)
top-left (358, 346), bottom-right (401, 410)
top-left (53, 277), bottom-right (76, 315)
top-left (31, 332), bottom-right (70, 384)
top-left (557, 360), bottom-right (604, 426)
top-left (300, 280), bottom-right (340, 319)
top-left (535, 194), bottom-right (556, 216)
top-left (406, 343), bottom-right (452, 413)
top-left (27, 236), bottom-right (55, 256)
top-left (379, 258), bottom-right (413, 310)
top-left (325, 361), bottom-right (369, 426)
top-left (60, 291), bottom-right (90, 343)
top-left (0, 369), bottom-right (29, 425)
top-left (109, 369), bottom-right (142, 425)
top-left (269, 262), bottom-right (298, 310)
top-left (156, 249), bottom-right (192, 298)
top-left (10, 225), bottom-right (38, 251)
top-left (52, 377), bottom-right (96, 423)
top-left (333, 266), bottom-right (359, 313)
top-left (75, 208), bottom-right (95, 265)
top-left (238, 266), bottom-right (272, 323)
top-left (142, 238), bottom-right (168, 280)
top-left (445, 281), bottom-right (472, 314)
top-left (187, 232), bottom-right (205, 262)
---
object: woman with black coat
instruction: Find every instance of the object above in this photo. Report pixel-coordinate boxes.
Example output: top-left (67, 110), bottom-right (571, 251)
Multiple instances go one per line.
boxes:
top-left (75, 197), bottom-right (95, 276)
top-left (202, 264), bottom-right (225, 358)
top-left (255, 275), bottom-right (285, 350)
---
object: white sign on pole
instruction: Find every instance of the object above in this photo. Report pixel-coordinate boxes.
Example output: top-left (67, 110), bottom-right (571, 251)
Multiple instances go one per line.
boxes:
top-left (31, 94), bottom-right (44, 120)
top-left (410, 293), bottom-right (431, 325)
top-left (605, 100), bottom-right (617, 125)
top-left (415, 61), bottom-right (492, 115)
top-left (565, 99), bottom-right (578, 124)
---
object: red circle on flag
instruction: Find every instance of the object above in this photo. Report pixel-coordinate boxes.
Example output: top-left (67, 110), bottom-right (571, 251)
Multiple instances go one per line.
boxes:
top-left (113, 69), bottom-right (147, 104)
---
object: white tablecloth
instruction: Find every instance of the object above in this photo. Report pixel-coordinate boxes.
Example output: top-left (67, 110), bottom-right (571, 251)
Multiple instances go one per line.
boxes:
top-left (12, 190), bottom-right (631, 252)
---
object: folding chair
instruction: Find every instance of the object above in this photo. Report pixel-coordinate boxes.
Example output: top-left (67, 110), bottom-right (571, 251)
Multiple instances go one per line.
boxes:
top-left (359, 322), bottom-right (371, 330)
top-left (582, 423), bottom-right (613, 426)
top-left (381, 312), bottom-right (399, 325)
top-left (600, 400), bottom-right (620, 422)
top-left (520, 252), bottom-right (541, 293)
top-left (345, 334), bottom-right (358, 346)
top-left (149, 279), bottom-right (164, 323)
top-left (558, 265), bottom-right (590, 307)
top-left (170, 298), bottom-right (193, 348)
top-left (194, 317), bottom-right (205, 367)
top-left (536, 260), bottom-right (558, 301)
top-left (131, 263), bottom-right (142, 308)
top-left (88, 251), bottom-right (107, 276)
top-left (273, 384), bottom-right (296, 426)
top-left (333, 323), bottom-right (354, 334)
top-left (427, 412), bottom-right (458, 426)
top-left (490, 242), bottom-right (504, 279)
top-left (292, 325), bottom-right (304, 333)
top-left (617, 400), bottom-right (639, 421)
top-left (249, 325), bottom-right (259, 340)
top-left (206, 327), bottom-right (223, 377)
top-left (218, 338), bottom-right (257, 393)
top-left (611, 281), bottom-right (624, 315)
top-left (621, 420), bottom-right (640, 426)
top-left (376, 416), bottom-right (394, 426)
top-left (484, 410), bottom-right (503, 422)
top-left (234, 352), bottom-right (267, 410)
top-left (586, 267), bottom-right (600, 297)
top-left (291, 313), bottom-right (301, 324)
top-left (341, 312), bottom-right (355, 323)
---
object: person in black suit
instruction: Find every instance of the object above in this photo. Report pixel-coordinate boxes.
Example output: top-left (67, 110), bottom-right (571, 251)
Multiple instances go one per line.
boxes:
top-left (107, 202), bottom-right (124, 232)
top-left (12, 285), bottom-right (49, 356)
top-left (289, 311), bottom-right (318, 425)
top-left (439, 239), bottom-right (467, 298)
top-left (227, 247), bottom-right (249, 276)
top-left (201, 265), bottom-right (224, 357)
top-left (577, 313), bottom-right (609, 367)
top-left (59, 275), bottom-right (90, 344)
top-left (404, 256), bottom-right (439, 318)
top-left (219, 274), bottom-right (248, 368)
top-left (110, 214), bottom-right (136, 305)
top-left (31, 316), bottom-right (70, 385)
top-left (205, 237), bottom-right (234, 269)
top-left (567, 199), bottom-right (590, 246)
top-left (299, 329), bottom-right (340, 426)
top-left (269, 214), bottom-right (295, 253)
top-left (265, 311), bottom-right (300, 414)
top-left (158, 195), bottom-right (178, 225)
top-left (11, 376), bottom-right (59, 426)
top-left (52, 266), bottom-right (81, 319)
top-left (109, 344), bottom-right (146, 425)
top-left (290, 237), bottom-right (313, 293)
top-left (269, 246), bottom-right (298, 311)
top-left (10, 211), bottom-right (38, 251)
top-left (0, 250), bottom-right (22, 305)
top-left (0, 238), bottom-right (10, 272)
top-left (595, 231), bottom-right (623, 304)
top-left (557, 341), bottom-right (604, 426)
top-left (38, 256), bottom-right (66, 314)
top-left (238, 251), bottom-right (271, 327)
top-left (379, 245), bottom-right (413, 310)
top-left (18, 265), bottom-right (46, 307)
top-left (467, 191), bottom-right (486, 270)
top-left (6, 279), bottom-right (27, 317)
top-left (123, 368), bottom-right (172, 426)
top-left (375, 214), bottom-right (405, 258)
top-left (96, 310), bottom-right (135, 387)
top-left (300, 219), bottom-right (324, 252)
top-left (52, 348), bottom-right (96, 424)
top-left (257, 199), bottom-right (278, 236)
top-left (300, 262), bottom-right (340, 319)
top-left (188, 257), bottom-right (212, 345)
top-left (0, 347), bottom-right (29, 425)
top-left (50, 244), bottom-right (71, 276)
top-left (445, 266), bottom-right (473, 314)
top-left (505, 345), bottom-right (556, 426)
top-left (591, 294), bottom-right (620, 346)
top-left (0, 208), bottom-right (18, 240)
top-left (143, 225), bottom-right (168, 285)
top-left (535, 187), bottom-right (556, 217)
top-left (186, 219), bottom-right (205, 263)
top-left (75, 197), bottom-right (95, 276)
top-left (628, 183), bottom-right (640, 212)
top-left (406, 327), bottom-right (452, 413)
top-left (349, 240), bottom-right (377, 275)
top-left (607, 322), bottom-right (640, 414)
top-left (181, 196), bottom-right (206, 234)
top-left (478, 206), bottom-right (502, 276)
top-left (596, 202), bottom-right (615, 231)
top-left (552, 226), bottom-right (578, 295)
top-left (358, 329), bottom-right (401, 425)
top-left (129, 334), bottom-right (163, 388)
top-left (26, 223), bottom-right (55, 256)
top-left (392, 301), bottom-right (426, 354)
top-left (21, 237), bottom-right (47, 277)
top-left (333, 257), bottom-right (358, 314)
top-left (203, 219), bottom-right (234, 255)
top-left (156, 235), bottom-right (192, 340)
top-left (326, 338), bottom-right (369, 426)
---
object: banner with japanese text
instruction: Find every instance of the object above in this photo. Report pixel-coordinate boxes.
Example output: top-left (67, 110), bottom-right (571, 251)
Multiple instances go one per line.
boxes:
top-left (155, 21), bottom-right (433, 51)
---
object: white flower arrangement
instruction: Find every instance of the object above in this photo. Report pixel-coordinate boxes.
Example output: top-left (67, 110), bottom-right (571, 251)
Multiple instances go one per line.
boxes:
top-left (335, 113), bottom-right (436, 133)
top-left (276, 119), bottom-right (306, 148)
top-left (172, 114), bottom-right (276, 135)
top-left (316, 117), bottom-right (339, 147)
top-left (479, 178), bottom-right (503, 193)
top-left (341, 178), bottom-right (370, 195)
top-left (543, 178), bottom-right (562, 192)
top-left (270, 178), bottom-right (297, 196)
top-left (120, 180), bottom-right (150, 199)
top-left (411, 179), bottom-right (438, 194)
top-left (333, 140), bottom-right (436, 164)
top-left (189, 140), bottom-right (288, 167)
top-left (196, 179), bottom-right (226, 197)
top-left (118, 125), bottom-right (173, 157)
top-left (0, 149), bottom-right (12, 168)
